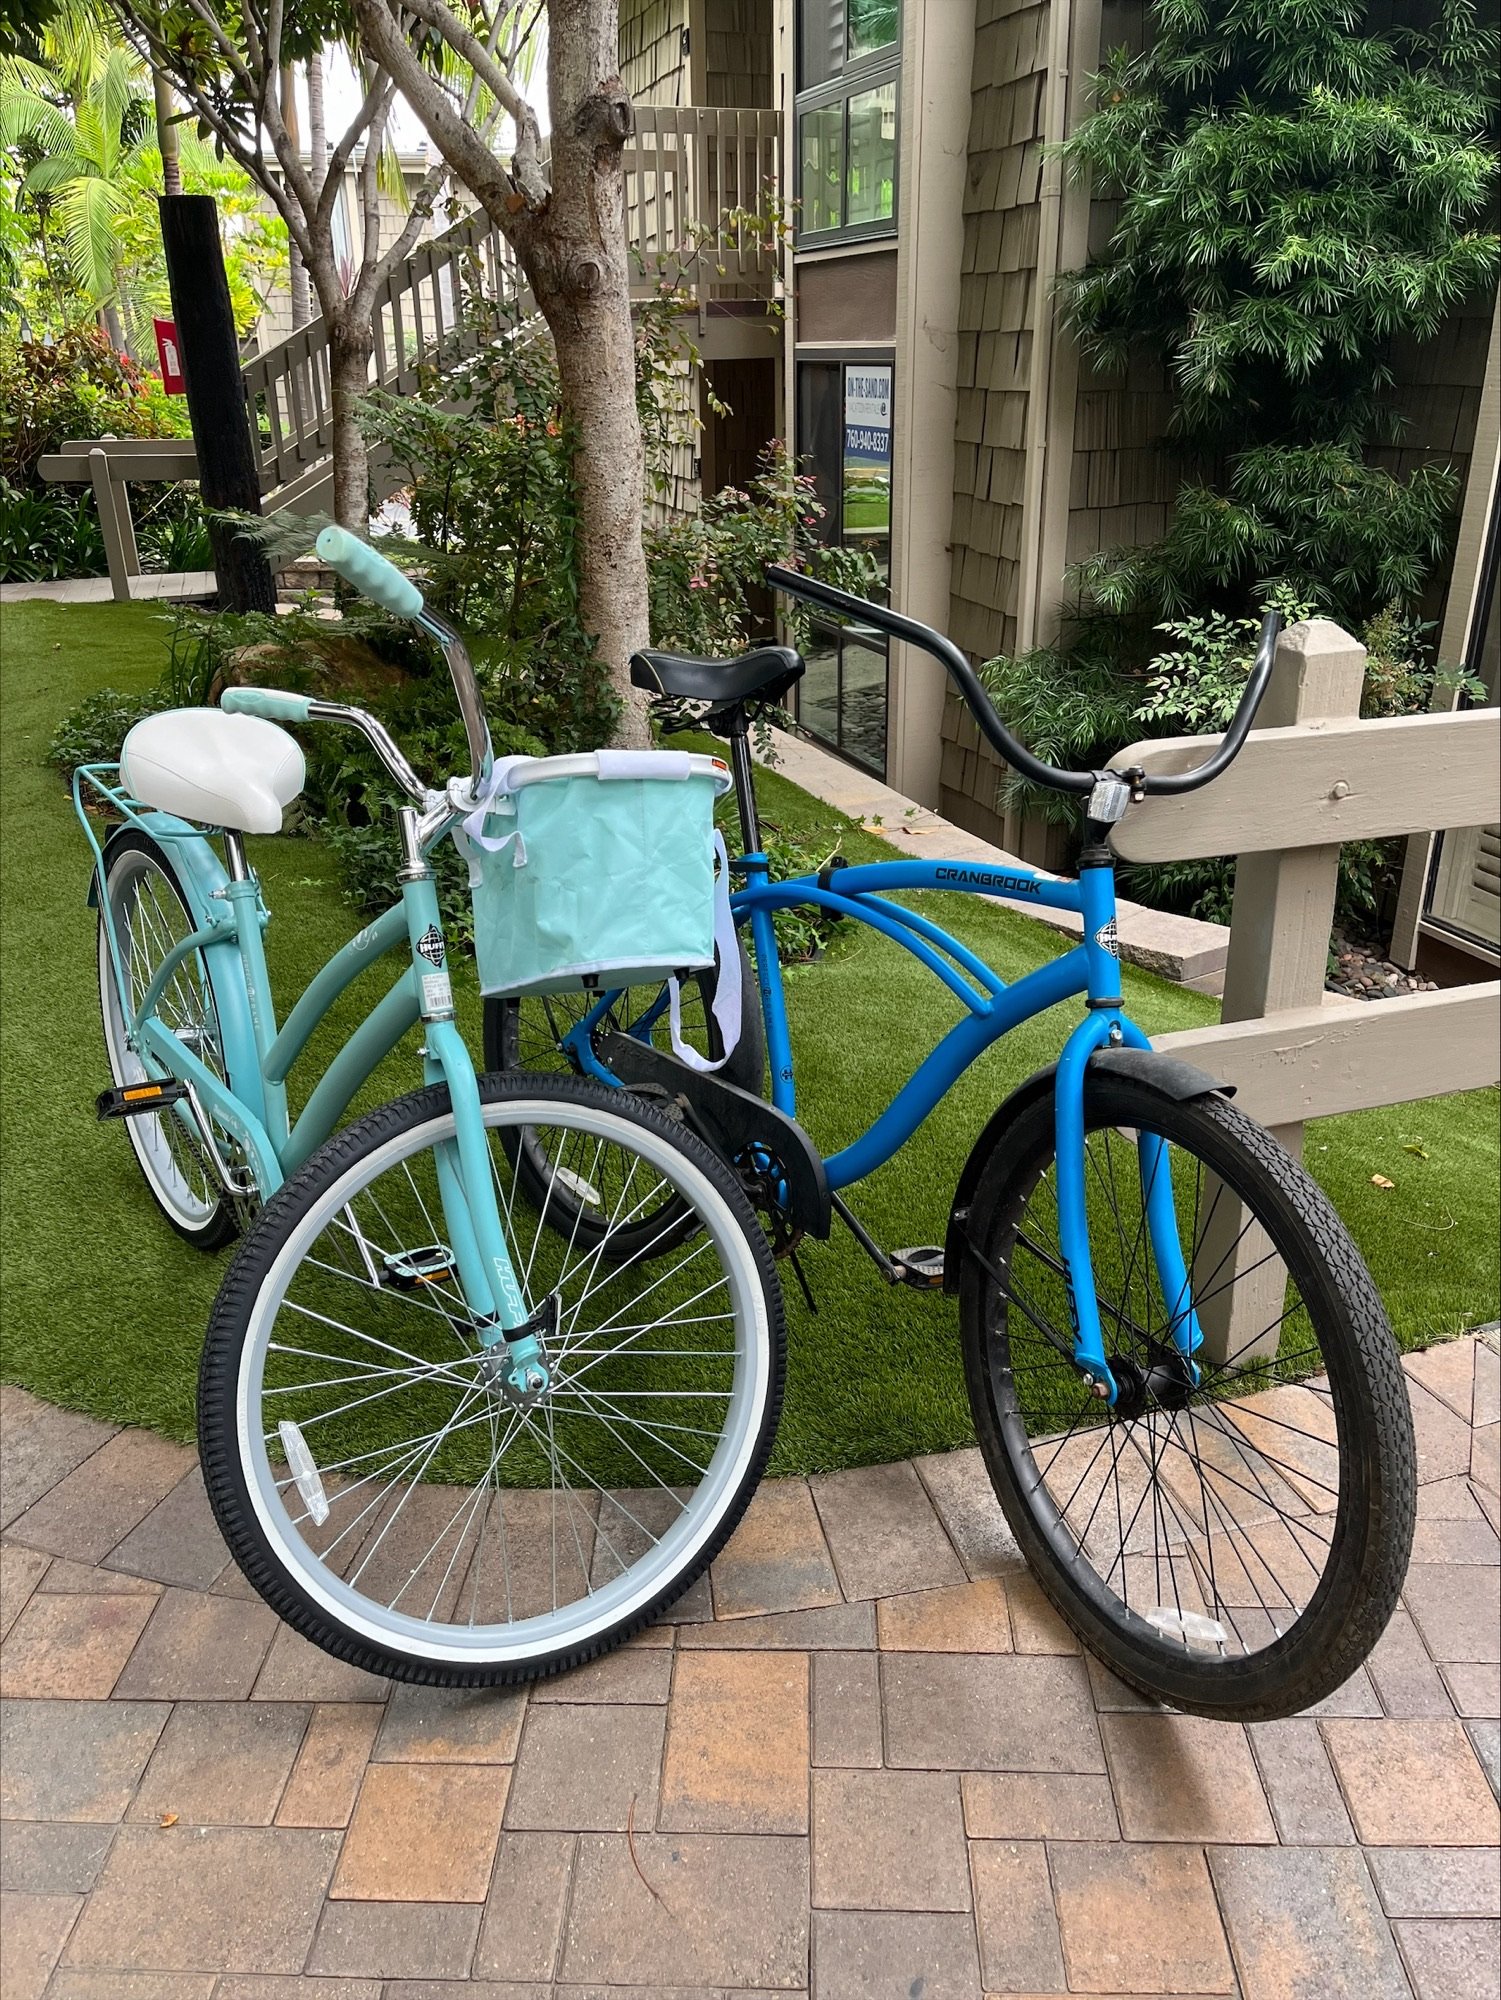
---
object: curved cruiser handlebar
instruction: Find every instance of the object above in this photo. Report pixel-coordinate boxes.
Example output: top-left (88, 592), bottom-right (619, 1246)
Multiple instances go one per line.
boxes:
top-left (765, 563), bottom-right (1282, 800)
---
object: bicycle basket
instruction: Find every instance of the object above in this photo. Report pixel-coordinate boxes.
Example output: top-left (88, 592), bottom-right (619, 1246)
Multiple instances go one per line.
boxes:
top-left (462, 749), bottom-right (734, 1000)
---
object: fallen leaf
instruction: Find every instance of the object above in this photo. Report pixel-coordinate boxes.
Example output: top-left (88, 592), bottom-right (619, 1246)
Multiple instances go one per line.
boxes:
top-left (1371, 1174), bottom-right (1395, 1190)
top-left (159, 1812), bottom-right (178, 1827)
top-left (1403, 1143), bottom-right (1430, 1158)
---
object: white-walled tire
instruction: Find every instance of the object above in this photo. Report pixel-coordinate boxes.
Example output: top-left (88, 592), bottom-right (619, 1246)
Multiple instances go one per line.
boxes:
top-left (198, 1072), bottom-right (784, 1684)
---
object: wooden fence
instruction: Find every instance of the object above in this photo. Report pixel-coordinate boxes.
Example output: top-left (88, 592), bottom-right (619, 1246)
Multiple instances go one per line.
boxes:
top-left (1110, 618), bottom-right (1501, 1361)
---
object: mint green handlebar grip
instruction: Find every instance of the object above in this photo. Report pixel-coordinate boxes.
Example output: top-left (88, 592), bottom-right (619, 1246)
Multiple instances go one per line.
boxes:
top-left (221, 687), bottom-right (314, 723)
top-left (315, 525), bottom-right (425, 619)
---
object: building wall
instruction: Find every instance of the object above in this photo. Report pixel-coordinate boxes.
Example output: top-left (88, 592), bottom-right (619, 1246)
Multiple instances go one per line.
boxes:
top-left (620, 0), bottom-right (690, 104)
top-left (702, 0), bottom-right (774, 105)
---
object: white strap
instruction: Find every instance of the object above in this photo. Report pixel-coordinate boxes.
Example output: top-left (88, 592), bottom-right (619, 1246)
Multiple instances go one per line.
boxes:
top-left (668, 830), bottom-right (743, 1073)
top-left (595, 749), bottom-right (692, 781)
top-left (452, 758), bottom-right (531, 888)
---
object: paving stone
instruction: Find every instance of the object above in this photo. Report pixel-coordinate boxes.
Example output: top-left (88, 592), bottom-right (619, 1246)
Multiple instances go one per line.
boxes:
top-left (960, 1771), bottom-right (1119, 1840)
top-left (1405, 1339), bottom-right (1478, 1424)
top-left (64, 1825), bottom-right (340, 1973)
top-left (660, 1650), bottom-right (809, 1834)
top-left (809, 1909), bottom-right (980, 2000)
top-left (1322, 1718), bottom-right (1501, 1843)
top-left (1476, 1342), bottom-right (1499, 1424)
top-left (212, 1980), bottom-right (380, 1999)
top-left (810, 1462), bottom-right (965, 1602)
top-left (113, 1588), bottom-right (277, 1701)
top-left (1051, 1842), bottom-right (1234, 1995)
top-left (1302, 1664), bottom-right (1382, 1718)
top-left (1004, 1572), bottom-right (1080, 1653)
top-left (676, 1601), bottom-right (875, 1650)
top-left (505, 1700), bottom-right (665, 1832)
top-left (529, 1645), bottom-right (672, 1702)
top-left (1407, 1380), bottom-right (1476, 1485)
top-left (810, 1768), bottom-right (968, 1911)
top-left (32, 1557), bottom-right (161, 1596)
top-left (1443, 1661), bottom-right (1501, 1717)
top-left (1419, 1473), bottom-right (1490, 1521)
top-left (128, 1701), bottom-right (310, 1825)
top-left (560, 1831), bottom-right (808, 1986)
top-left (1209, 1844), bottom-right (1409, 2000)
top-left (372, 1684), bottom-right (524, 1763)
top-left (0, 1821), bottom-right (111, 1894)
top-left (710, 1478), bottom-right (842, 1618)
top-left (1084, 1654), bottom-right (1165, 1712)
top-left (101, 1469), bottom-right (230, 1591)
top-left (1474, 1423), bottom-right (1500, 1496)
top-left (875, 1579), bottom-right (1010, 1653)
top-left (1364, 1605), bottom-right (1454, 1718)
top-left (810, 1651), bottom-right (882, 1769)
top-left (471, 1830), bottom-right (573, 1980)
top-left (0, 1586), bottom-right (154, 1697)
top-left (0, 1889), bottom-right (83, 2000)
top-left (971, 1838), bottom-right (1066, 1992)
top-left (332, 1761), bottom-right (508, 1901)
top-left (911, 1445), bottom-right (1022, 1580)
top-left (1366, 1846), bottom-right (1501, 1918)
top-left (46, 1975), bottom-right (216, 1999)
top-left (1468, 1716), bottom-right (1500, 1797)
top-left (380, 1986), bottom-right (547, 2000)
top-left (1410, 1513), bottom-right (1499, 1565)
top-left (276, 1703), bottom-right (385, 1828)
top-left (1394, 1918), bottom-right (1501, 2000)
top-left (4, 1429), bottom-right (191, 1563)
top-left (0, 1698), bottom-right (167, 1821)
top-left (0, 1543), bottom-right (49, 1639)
top-left (305, 1901), bottom-right (481, 1980)
top-left (0, 1387), bottom-right (115, 1529)
top-left (1246, 1720), bottom-right (1354, 1844)
top-left (882, 1652), bottom-right (1105, 1772)
top-left (1101, 1712), bottom-right (1276, 1843)
top-left (250, 1626), bottom-right (390, 1702)
top-left (1404, 1560), bottom-right (1501, 1664)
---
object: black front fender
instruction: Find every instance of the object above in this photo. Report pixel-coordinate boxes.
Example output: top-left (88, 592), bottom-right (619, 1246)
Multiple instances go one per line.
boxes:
top-left (941, 1048), bottom-right (1231, 1293)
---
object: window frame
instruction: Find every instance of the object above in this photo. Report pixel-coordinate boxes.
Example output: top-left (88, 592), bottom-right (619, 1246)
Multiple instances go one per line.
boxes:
top-left (794, 2), bottom-right (901, 248)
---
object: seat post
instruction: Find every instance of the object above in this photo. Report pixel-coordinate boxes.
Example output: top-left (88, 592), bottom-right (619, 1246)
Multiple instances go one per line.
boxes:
top-left (725, 711), bottom-right (763, 854)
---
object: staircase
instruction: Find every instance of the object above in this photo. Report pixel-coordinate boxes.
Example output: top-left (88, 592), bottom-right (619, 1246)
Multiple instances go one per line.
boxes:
top-left (246, 106), bottom-right (782, 520)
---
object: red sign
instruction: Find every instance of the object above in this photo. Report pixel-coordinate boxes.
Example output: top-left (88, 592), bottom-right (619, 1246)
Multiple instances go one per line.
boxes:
top-left (153, 318), bottom-right (185, 394)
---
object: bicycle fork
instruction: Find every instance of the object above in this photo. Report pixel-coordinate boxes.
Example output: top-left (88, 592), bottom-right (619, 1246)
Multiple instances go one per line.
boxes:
top-left (398, 837), bottom-right (552, 1403)
top-left (1053, 862), bottom-right (1203, 1406)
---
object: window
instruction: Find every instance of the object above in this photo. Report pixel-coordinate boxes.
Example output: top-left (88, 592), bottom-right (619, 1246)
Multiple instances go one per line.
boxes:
top-left (795, 1), bottom-right (900, 244)
top-left (794, 355), bottom-right (893, 774)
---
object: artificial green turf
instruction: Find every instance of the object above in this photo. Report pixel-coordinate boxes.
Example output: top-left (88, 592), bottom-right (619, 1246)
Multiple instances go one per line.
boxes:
top-left (1, 600), bottom-right (1496, 1472)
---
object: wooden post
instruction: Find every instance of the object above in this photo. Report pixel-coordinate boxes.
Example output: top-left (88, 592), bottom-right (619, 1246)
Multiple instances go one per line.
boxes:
top-left (89, 448), bottom-right (139, 601)
top-left (1196, 619), bottom-right (1368, 1366)
top-left (158, 194), bottom-right (276, 613)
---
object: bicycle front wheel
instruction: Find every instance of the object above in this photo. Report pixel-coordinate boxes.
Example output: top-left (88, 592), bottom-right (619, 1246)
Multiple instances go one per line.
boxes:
top-left (199, 1072), bottom-right (784, 1685)
top-left (958, 1074), bottom-right (1415, 1720)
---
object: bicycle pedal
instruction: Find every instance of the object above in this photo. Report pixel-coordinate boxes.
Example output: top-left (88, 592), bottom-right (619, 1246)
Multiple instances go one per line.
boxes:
top-left (96, 1081), bottom-right (188, 1121)
top-left (382, 1245), bottom-right (456, 1289)
top-left (892, 1245), bottom-right (946, 1289)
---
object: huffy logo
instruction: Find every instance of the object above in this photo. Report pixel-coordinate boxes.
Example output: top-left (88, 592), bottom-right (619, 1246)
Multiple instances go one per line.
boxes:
top-left (416, 925), bottom-right (446, 968)
top-left (1094, 918), bottom-right (1120, 958)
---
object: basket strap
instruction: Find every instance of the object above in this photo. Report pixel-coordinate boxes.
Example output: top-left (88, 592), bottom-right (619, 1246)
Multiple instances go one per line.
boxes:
top-left (452, 757), bottom-right (531, 887)
top-left (668, 831), bottom-right (742, 1073)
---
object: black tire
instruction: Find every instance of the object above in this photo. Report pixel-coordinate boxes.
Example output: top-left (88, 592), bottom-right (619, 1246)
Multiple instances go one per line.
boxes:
top-left (483, 939), bottom-right (764, 1260)
top-left (958, 1074), bottom-right (1416, 1720)
top-left (96, 830), bottom-right (239, 1250)
top-left (199, 1069), bottom-right (785, 1686)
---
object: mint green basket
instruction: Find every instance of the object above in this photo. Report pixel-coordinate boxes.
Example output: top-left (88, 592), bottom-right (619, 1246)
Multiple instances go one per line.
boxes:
top-left (461, 749), bottom-right (734, 1001)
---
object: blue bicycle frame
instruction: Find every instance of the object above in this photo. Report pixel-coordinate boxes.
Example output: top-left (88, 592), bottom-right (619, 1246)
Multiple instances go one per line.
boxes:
top-left (78, 766), bottom-right (535, 1358)
top-left (562, 845), bottom-right (1202, 1404)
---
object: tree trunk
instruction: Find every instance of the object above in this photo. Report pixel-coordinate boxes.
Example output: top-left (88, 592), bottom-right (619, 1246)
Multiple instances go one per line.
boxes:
top-left (527, 0), bottom-right (653, 746)
top-left (307, 51), bottom-right (327, 198)
top-left (101, 301), bottom-right (126, 352)
top-left (279, 65), bottom-right (311, 328)
top-left (154, 74), bottom-right (182, 197)
top-left (328, 314), bottom-right (373, 529)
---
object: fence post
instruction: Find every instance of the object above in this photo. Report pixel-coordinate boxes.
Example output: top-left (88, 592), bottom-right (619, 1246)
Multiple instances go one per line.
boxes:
top-left (1195, 618), bottom-right (1368, 1367)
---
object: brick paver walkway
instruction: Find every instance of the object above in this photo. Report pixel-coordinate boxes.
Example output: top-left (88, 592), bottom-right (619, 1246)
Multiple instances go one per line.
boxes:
top-left (1, 1335), bottom-right (1497, 2000)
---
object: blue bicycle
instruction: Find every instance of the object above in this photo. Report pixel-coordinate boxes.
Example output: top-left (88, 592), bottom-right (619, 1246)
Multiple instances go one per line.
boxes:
top-left (488, 568), bottom-right (1416, 1720)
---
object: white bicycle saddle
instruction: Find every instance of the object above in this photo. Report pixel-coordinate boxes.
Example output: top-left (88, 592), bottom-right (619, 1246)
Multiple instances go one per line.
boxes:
top-left (120, 708), bottom-right (306, 835)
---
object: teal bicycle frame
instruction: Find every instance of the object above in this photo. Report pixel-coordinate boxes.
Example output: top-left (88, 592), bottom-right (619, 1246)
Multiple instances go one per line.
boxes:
top-left (77, 766), bottom-right (536, 1357)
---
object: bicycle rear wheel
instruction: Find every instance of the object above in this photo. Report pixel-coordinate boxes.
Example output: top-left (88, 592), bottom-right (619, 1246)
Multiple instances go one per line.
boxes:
top-left (97, 830), bottom-right (239, 1249)
top-left (958, 1073), bottom-right (1415, 1720)
top-left (199, 1072), bottom-right (784, 1684)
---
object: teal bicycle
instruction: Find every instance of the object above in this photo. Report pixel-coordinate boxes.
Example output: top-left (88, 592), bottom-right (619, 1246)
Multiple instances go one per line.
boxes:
top-left (79, 529), bottom-right (785, 1686)
top-left (488, 568), bottom-right (1417, 1720)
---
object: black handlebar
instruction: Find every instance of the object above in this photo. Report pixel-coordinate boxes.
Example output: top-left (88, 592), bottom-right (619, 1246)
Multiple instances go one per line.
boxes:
top-left (764, 563), bottom-right (1283, 800)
